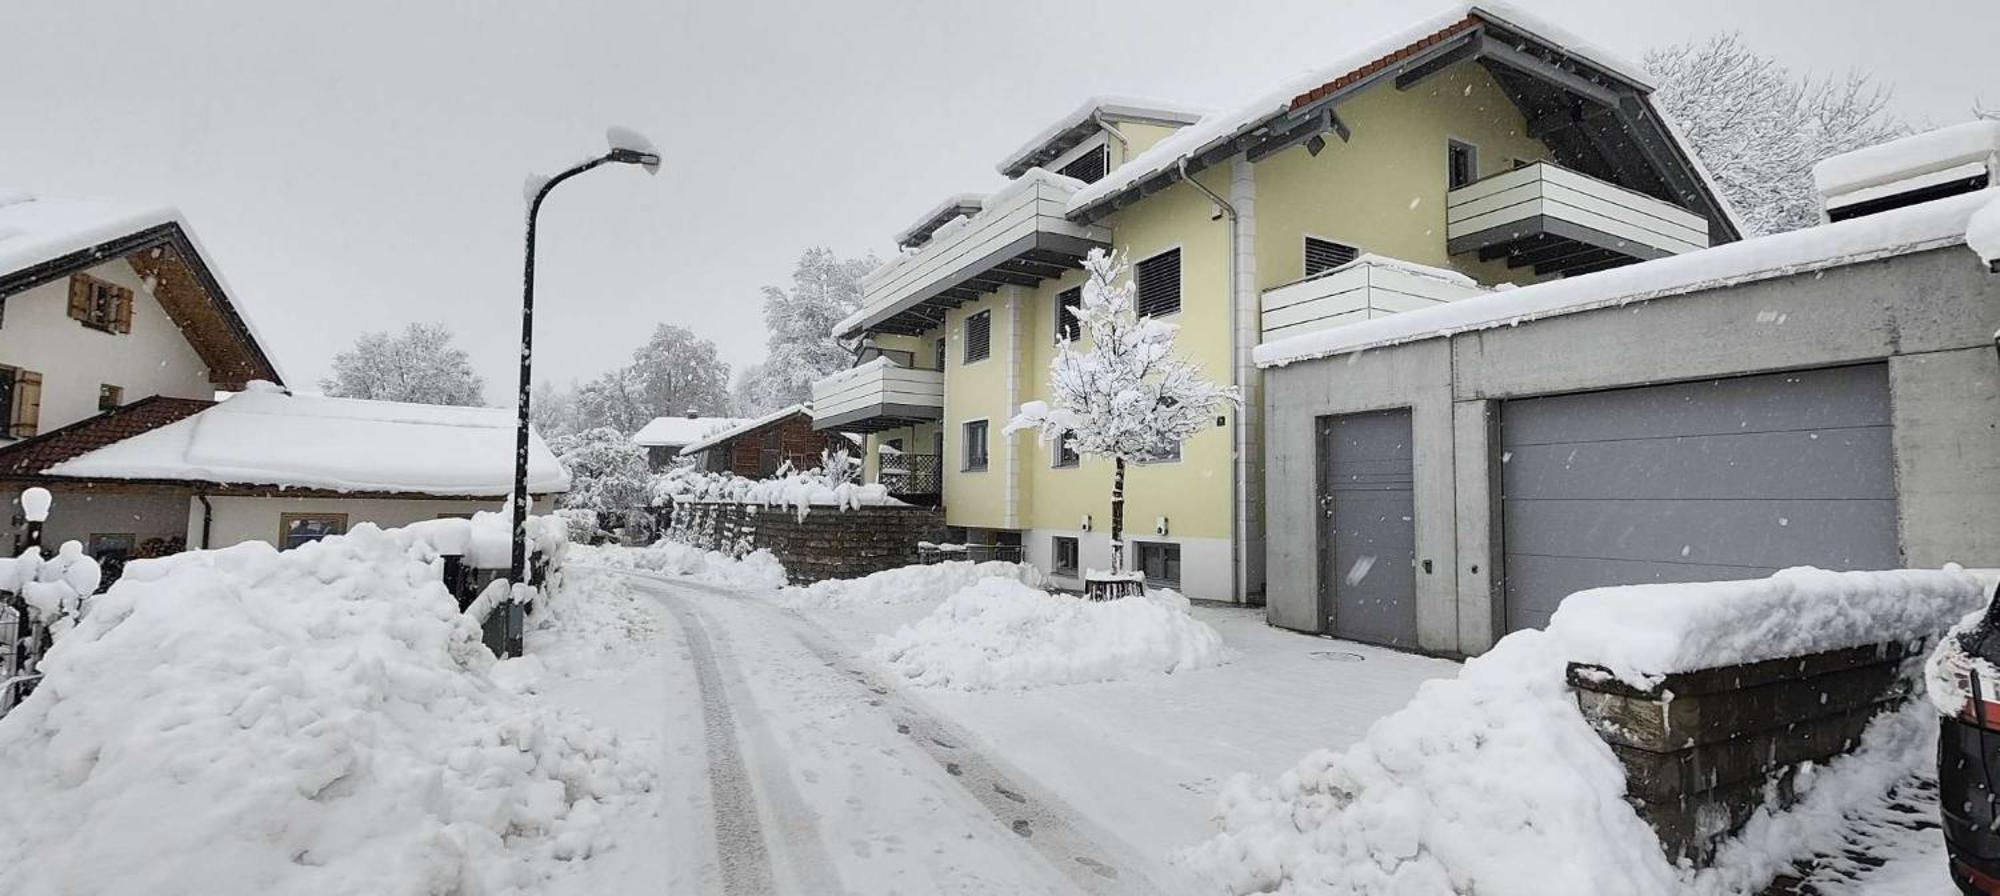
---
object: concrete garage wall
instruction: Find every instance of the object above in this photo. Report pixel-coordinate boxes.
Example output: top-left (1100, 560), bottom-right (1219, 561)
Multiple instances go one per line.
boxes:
top-left (1264, 247), bottom-right (2000, 656)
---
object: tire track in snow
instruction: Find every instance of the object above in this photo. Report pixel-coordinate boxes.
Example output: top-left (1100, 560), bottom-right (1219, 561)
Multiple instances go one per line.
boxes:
top-left (625, 570), bottom-right (1173, 896)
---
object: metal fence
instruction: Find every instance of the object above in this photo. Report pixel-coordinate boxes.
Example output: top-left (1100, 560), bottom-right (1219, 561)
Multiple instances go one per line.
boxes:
top-left (879, 453), bottom-right (942, 497)
top-left (917, 543), bottom-right (1023, 564)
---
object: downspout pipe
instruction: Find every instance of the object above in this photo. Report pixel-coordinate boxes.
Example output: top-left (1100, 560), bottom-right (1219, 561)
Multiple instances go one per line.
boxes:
top-left (196, 493), bottom-right (213, 549)
top-left (1092, 111), bottom-right (1131, 153)
top-left (1175, 157), bottom-right (1247, 602)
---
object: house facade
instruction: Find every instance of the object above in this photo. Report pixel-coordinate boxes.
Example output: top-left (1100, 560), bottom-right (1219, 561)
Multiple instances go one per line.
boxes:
top-left (633, 413), bottom-right (748, 471)
top-left (680, 404), bottom-right (848, 479)
top-left (1256, 121), bottom-right (2000, 656)
top-left (0, 194), bottom-right (565, 564)
top-left (812, 5), bottom-right (1738, 601)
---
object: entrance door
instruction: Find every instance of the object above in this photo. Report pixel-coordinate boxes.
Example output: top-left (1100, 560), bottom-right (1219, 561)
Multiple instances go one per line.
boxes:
top-left (1317, 408), bottom-right (1418, 648)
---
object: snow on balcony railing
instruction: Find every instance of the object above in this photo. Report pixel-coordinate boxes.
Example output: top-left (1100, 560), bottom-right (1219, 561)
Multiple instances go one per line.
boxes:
top-left (1259, 254), bottom-right (1484, 343)
top-left (809, 357), bottom-right (944, 431)
top-left (1446, 162), bottom-right (1710, 260)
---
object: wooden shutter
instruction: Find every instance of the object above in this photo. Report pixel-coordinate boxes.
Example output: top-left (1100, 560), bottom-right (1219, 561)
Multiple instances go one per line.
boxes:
top-left (113, 290), bottom-right (134, 333)
top-left (1135, 249), bottom-right (1181, 318)
top-left (1304, 237), bottom-right (1360, 276)
top-left (11, 370), bottom-right (41, 438)
top-left (1056, 287), bottom-right (1082, 343)
top-left (68, 275), bottom-right (92, 321)
top-left (964, 311), bottom-right (991, 363)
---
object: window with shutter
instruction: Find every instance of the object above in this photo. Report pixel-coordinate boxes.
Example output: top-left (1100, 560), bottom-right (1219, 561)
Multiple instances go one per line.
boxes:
top-left (67, 273), bottom-right (133, 333)
top-left (1304, 237), bottom-right (1360, 277)
top-left (9, 369), bottom-right (42, 438)
top-left (1057, 146), bottom-right (1109, 184)
top-left (963, 310), bottom-right (991, 363)
top-left (1448, 139), bottom-right (1479, 190)
top-left (1134, 249), bottom-right (1181, 318)
top-left (1055, 286), bottom-right (1082, 343)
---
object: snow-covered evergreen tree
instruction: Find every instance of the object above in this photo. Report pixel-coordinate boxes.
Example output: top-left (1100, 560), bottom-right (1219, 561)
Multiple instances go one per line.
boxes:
top-left (1005, 250), bottom-right (1240, 577)
top-left (1646, 33), bottom-right (1906, 235)
top-left (319, 322), bottom-right (486, 406)
top-left (740, 248), bottom-right (877, 413)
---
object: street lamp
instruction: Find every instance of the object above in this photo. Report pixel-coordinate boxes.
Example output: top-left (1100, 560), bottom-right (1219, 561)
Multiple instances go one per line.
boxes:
top-left (506, 128), bottom-right (660, 657)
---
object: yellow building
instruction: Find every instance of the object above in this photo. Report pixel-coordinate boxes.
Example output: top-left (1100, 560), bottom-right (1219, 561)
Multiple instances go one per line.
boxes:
top-left (811, 5), bottom-right (1738, 603)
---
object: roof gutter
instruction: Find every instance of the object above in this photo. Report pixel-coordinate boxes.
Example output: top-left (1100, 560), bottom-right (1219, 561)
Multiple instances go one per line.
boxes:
top-left (1175, 157), bottom-right (1248, 602)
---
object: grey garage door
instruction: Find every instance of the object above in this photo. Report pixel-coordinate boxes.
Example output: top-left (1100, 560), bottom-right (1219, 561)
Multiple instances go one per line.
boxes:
top-left (1318, 408), bottom-right (1419, 648)
top-left (1499, 364), bottom-right (1899, 634)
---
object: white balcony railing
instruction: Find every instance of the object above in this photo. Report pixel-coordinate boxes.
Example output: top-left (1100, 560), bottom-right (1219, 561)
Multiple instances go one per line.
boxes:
top-left (810, 358), bottom-right (944, 433)
top-left (838, 169), bottom-right (1108, 339)
top-left (1260, 255), bottom-right (1486, 343)
top-left (1446, 162), bottom-right (1710, 272)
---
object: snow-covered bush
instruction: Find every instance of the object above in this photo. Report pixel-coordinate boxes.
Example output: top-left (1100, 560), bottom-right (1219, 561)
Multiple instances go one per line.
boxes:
top-left (653, 449), bottom-right (897, 522)
top-left (776, 560), bottom-right (1040, 610)
top-left (0, 522), bottom-right (649, 895)
top-left (1007, 249), bottom-right (1239, 574)
top-left (868, 578), bottom-right (1226, 690)
top-left (550, 426), bottom-right (652, 520)
top-left (0, 541), bottom-right (101, 638)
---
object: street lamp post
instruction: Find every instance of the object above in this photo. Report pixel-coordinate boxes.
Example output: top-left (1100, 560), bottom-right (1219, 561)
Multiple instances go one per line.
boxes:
top-left (506, 134), bottom-right (660, 657)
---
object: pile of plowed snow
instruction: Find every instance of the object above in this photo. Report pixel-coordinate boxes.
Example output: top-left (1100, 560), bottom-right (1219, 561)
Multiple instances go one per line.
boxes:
top-left (777, 560), bottom-right (1041, 610)
top-left (570, 540), bottom-right (786, 590)
top-left (0, 524), bottom-right (652, 896)
top-left (868, 578), bottom-right (1226, 690)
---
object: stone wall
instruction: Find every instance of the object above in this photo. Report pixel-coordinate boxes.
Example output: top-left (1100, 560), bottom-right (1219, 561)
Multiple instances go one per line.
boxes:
top-left (670, 501), bottom-right (947, 583)
top-left (1566, 639), bottom-right (1926, 865)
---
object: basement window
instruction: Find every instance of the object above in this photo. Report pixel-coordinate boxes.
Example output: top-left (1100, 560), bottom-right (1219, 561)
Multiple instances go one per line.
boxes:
top-left (1135, 541), bottom-right (1182, 589)
top-left (1304, 237), bottom-right (1360, 277)
top-left (1134, 249), bottom-right (1181, 318)
top-left (1052, 536), bottom-right (1080, 576)
top-left (963, 310), bottom-right (991, 364)
top-left (1447, 139), bottom-right (1479, 190)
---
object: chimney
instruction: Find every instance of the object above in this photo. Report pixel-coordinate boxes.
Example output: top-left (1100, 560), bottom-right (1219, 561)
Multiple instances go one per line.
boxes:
top-left (1813, 121), bottom-right (2000, 222)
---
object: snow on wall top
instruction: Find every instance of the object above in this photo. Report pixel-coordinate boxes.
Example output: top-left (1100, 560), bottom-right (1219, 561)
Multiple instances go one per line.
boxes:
top-left (1549, 567), bottom-right (1988, 688)
top-left (992, 95), bottom-right (1208, 177)
top-left (1812, 119), bottom-right (2000, 200)
top-left (46, 389), bottom-right (570, 496)
top-left (1253, 188), bottom-right (1994, 368)
top-left (632, 415), bottom-right (749, 448)
top-left (1063, 2), bottom-right (1653, 218)
top-left (1972, 194), bottom-right (2000, 269)
top-left (677, 402), bottom-right (812, 456)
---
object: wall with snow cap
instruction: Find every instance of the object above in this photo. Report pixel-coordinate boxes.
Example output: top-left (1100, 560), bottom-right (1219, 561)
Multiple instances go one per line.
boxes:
top-left (189, 493), bottom-right (549, 551)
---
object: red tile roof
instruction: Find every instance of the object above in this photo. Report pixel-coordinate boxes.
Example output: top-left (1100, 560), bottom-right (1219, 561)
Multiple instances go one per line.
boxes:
top-left (1288, 17), bottom-right (1478, 112)
top-left (0, 396), bottom-right (213, 477)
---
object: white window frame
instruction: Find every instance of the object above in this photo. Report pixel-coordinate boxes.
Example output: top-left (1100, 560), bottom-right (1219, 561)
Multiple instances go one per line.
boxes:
top-left (961, 419), bottom-right (990, 472)
top-left (1447, 137), bottom-right (1480, 191)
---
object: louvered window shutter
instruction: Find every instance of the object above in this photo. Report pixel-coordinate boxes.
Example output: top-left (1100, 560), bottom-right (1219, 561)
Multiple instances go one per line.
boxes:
top-left (1056, 287), bottom-right (1082, 343)
top-left (1304, 238), bottom-right (1360, 276)
top-left (12, 370), bottom-right (41, 438)
top-left (68, 275), bottom-right (92, 321)
top-left (964, 311), bottom-right (991, 363)
top-left (1058, 146), bottom-right (1108, 184)
top-left (1134, 250), bottom-right (1181, 318)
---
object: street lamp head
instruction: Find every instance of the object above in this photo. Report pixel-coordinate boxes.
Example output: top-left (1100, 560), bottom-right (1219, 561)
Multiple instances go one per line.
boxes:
top-left (607, 147), bottom-right (663, 174)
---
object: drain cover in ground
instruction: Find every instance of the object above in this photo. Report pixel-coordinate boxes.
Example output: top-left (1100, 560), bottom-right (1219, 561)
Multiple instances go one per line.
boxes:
top-left (1310, 651), bottom-right (1365, 662)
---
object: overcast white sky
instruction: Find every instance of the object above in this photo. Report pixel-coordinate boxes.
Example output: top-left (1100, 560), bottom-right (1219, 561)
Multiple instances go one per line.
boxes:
top-left (2, 0), bottom-right (1993, 398)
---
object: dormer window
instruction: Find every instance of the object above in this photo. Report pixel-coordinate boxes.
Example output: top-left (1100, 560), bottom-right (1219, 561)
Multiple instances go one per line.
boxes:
top-left (67, 273), bottom-right (133, 334)
top-left (1058, 145), bottom-right (1109, 185)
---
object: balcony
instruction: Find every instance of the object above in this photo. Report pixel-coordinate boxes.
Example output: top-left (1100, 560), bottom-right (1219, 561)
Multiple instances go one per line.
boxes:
top-left (1260, 255), bottom-right (1486, 343)
top-left (1447, 162), bottom-right (1710, 277)
top-left (810, 358), bottom-right (943, 433)
top-left (837, 169), bottom-right (1109, 339)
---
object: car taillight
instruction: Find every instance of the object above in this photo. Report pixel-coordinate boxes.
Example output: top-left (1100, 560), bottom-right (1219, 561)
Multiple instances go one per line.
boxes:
top-left (1958, 858), bottom-right (2000, 894)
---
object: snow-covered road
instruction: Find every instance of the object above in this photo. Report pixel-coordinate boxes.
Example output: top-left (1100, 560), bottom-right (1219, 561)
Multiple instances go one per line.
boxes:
top-left (612, 568), bottom-right (1180, 895)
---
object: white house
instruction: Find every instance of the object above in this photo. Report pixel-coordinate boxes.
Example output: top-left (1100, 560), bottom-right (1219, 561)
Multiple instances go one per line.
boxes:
top-left (0, 192), bottom-right (566, 563)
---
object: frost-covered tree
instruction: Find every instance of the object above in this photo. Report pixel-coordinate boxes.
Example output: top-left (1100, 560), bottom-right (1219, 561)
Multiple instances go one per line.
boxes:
top-left (549, 426), bottom-right (653, 520)
top-left (1646, 33), bottom-right (1906, 235)
top-left (1005, 250), bottom-right (1240, 578)
top-left (319, 322), bottom-right (487, 406)
top-left (529, 379), bottom-right (581, 442)
top-left (629, 323), bottom-right (732, 418)
top-left (743, 248), bottom-right (877, 412)
top-left (573, 367), bottom-right (648, 434)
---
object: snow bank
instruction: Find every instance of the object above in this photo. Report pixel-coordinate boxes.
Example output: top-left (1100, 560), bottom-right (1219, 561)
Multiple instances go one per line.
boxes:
top-left (868, 579), bottom-right (1226, 690)
top-left (571, 541), bottom-right (787, 591)
top-left (1970, 193), bottom-right (2000, 269)
top-left (1181, 630), bottom-right (1678, 896)
top-left (0, 524), bottom-right (650, 896)
top-left (1550, 566), bottom-right (1988, 689)
top-left (775, 560), bottom-right (1041, 610)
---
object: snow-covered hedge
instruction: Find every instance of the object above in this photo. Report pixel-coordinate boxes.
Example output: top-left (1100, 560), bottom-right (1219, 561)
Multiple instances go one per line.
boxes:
top-left (776, 560), bottom-right (1040, 610)
top-left (0, 523), bottom-right (647, 895)
top-left (651, 450), bottom-right (902, 521)
top-left (868, 578), bottom-right (1226, 690)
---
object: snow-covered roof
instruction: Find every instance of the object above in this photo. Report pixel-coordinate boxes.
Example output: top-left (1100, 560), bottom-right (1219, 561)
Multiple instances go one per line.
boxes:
top-left (993, 95), bottom-right (1208, 178)
top-left (1064, 3), bottom-right (1654, 219)
top-left (632, 415), bottom-right (750, 448)
top-left (0, 191), bottom-right (287, 385)
top-left (1254, 189), bottom-right (1997, 368)
top-left (1812, 120), bottom-right (2000, 201)
top-left (45, 387), bottom-right (569, 496)
top-left (677, 403), bottom-right (813, 456)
